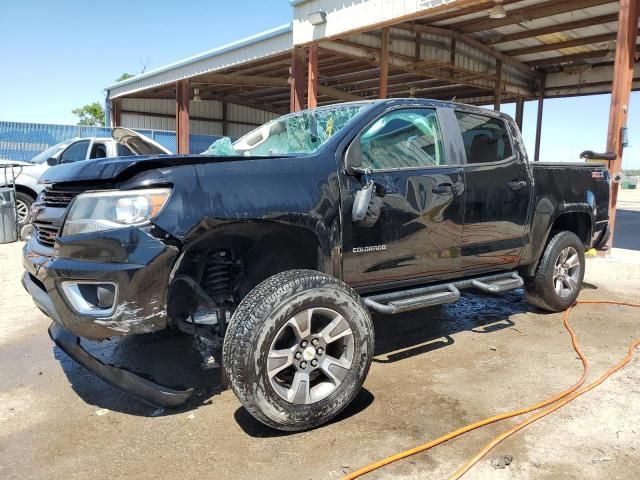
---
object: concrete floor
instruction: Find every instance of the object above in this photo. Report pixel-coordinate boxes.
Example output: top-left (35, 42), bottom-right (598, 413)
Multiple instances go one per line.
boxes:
top-left (1, 190), bottom-right (639, 480)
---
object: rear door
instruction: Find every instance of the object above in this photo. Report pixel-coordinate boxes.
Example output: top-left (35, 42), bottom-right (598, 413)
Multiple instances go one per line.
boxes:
top-left (341, 106), bottom-right (466, 290)
top-left (454, 110), bottom-right (531, 272)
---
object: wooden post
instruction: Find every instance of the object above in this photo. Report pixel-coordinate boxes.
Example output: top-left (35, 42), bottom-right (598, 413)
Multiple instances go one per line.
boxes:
top-left (494, 60), bottom-right (502, 111)
top-left (110, 100), bottom-right (121, 127)
top-left (533, 76), bottom-right (545, 162)
top-left (606, 0), bottom-right (639, 249)
top-left (307, 44), bottom-right (318, 108)
top-left (222, 101), bottom-right (228, 137)
top-left (515, 97), bottom-right (524, 132)
top-left (176, 80), bottom-right (190, 154)
top-left (379, 27), bottom-right (390, 99)
top-left (290, 46), bottom-right (305, 112)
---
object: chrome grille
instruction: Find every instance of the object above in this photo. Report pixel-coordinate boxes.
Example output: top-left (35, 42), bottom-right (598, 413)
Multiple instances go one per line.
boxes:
top-left (33, 186), bottom-right (86, 248)
top-left (34, 221), bottom-right (59, 248)
top-left (42, 187), bottom-right (83, 208)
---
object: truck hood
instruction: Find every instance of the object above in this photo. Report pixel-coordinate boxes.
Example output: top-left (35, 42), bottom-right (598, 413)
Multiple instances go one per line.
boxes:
top-left (39, 153), bottom-right (289, 184)
top-left (111, 127), bottom-right (172, 155)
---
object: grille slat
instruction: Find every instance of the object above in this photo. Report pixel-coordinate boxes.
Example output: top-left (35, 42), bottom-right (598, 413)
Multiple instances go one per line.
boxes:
top-left (34, 186), bottom-right (86, 248)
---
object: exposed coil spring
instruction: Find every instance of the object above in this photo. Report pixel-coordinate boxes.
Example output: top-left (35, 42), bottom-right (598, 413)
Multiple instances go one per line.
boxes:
top-left (203, 251), bottom-right (234, 305)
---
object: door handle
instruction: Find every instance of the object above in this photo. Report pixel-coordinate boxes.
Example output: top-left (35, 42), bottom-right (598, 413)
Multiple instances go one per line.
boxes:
top-left (432, 183), bottom-right (453, 194)
top-left (507, 180), bottom-right (527, 190)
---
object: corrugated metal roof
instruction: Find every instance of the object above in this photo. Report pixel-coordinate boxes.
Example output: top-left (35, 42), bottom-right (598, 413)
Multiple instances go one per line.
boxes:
top-left (106, 23), bottom-right (293, 99)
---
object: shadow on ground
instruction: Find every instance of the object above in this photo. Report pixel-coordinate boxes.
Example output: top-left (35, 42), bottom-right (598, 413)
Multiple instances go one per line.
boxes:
top-left (613, 209), bottom-right (640, 251)
top-left (54, 289), bottom-right (534, 422)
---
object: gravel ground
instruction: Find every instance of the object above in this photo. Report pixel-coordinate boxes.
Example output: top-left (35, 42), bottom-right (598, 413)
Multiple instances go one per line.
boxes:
top-left (0, 190), bottom-right (638, 480)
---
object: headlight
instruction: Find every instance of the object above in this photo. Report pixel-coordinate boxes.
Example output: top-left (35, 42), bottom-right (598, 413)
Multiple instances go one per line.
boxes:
top-left (62, 188), bottom-right (171, 236)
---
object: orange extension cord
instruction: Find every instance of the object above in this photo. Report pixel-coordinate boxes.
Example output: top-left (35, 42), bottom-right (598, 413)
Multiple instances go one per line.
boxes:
top-left (343, 300), bottom-right (640, 480)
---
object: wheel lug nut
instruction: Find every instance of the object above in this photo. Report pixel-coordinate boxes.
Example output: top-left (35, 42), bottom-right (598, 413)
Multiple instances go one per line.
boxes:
top-left (311, 338), bottom-right (319, 346)
top-left (311, 359), bottom-right (318, 367)
top-left (300, 361), bottom-right (307, 369)
top-left (317, 347), bottom-right (324, 355)
top-left (295, 352), bottom-right (302, 360)
top-left (300, 340), bottom-right (308, 348)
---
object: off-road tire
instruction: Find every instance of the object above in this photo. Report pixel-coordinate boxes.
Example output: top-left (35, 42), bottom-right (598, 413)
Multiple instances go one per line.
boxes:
top-left (525, 231), bottom-right (585, 312)
top-left (223, 269), bottom-right (374, 431)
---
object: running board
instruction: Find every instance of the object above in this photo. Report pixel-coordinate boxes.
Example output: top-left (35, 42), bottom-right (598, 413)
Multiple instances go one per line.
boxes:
top-left (363, 272), bottom-right (523, 315)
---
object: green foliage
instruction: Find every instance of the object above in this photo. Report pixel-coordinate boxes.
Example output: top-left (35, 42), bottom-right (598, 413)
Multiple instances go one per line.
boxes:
top-left (116, 72), bottom-right (135, 82)
top-left (71, 102), bottom-right (105, 126)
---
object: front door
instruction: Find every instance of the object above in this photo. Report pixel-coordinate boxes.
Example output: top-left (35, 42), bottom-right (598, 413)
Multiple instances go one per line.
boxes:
top-left (454, 110), bottom-right (531, 272)
top-left (341, 107), bottom-right (466, 290)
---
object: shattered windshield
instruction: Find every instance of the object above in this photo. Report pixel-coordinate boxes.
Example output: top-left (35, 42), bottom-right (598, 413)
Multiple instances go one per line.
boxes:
top-left (202, 103), bottom-right (369, 157)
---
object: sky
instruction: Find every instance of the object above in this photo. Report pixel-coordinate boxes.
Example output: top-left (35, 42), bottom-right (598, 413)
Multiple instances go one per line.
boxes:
top-left (0, 0), bottom-right (638, 169)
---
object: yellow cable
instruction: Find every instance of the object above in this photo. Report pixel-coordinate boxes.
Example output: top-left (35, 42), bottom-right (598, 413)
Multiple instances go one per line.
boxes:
top-left (343, 300), bottom-right (640, 480)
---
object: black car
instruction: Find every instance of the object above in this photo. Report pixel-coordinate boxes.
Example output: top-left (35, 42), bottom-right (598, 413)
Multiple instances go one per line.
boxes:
top-left (22, 99), bottom-right (611, 431)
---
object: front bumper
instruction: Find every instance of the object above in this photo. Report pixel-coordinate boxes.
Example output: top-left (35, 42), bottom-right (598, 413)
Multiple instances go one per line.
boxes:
top-left (22, 225), bottom-right (179, 340)
top-left (48, 322), bottom-right (193, 408)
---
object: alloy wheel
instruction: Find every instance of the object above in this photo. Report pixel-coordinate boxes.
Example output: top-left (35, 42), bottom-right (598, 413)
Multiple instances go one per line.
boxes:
top-left (552, 246), bottom-right (581, 298)
top-left (267, 307), bottom-right (354, 404)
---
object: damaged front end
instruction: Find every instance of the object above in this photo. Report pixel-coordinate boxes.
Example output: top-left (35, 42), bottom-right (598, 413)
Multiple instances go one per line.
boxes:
top-left (22, 184), bottom-right (196, 407)
top-left (23, 223), bottom-right (177, 340)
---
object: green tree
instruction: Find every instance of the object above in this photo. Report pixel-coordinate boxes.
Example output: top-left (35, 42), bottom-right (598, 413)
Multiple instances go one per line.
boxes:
top-left (71, 102), bottom-right (105, 126)
top-left (116, 72), bottom-right (135, 82)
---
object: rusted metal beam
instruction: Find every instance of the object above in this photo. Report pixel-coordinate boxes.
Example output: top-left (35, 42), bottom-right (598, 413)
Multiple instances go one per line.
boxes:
top-left (505, 33), bottom-right (618, 57)
top-left (175, 80), bottom-right (190, 154)
top-left (379, 28), bottom-right (390, 98)
top-left (488, 14), bottom-right (620, 45)
top-left (527, 49), bottom-right (633, 68)
top-left (452, 0), bottom-right (617, 33)
top-left (606, 0), bottom-right (640, 250)
top-left (110, 100), bottom-right (121, 127)
top-left (394, 22), bottom-right (540, 79)
top-left (450, 38), bottom-right (456, 66)
top-left (533, 77), bottom-right (545, 162)
top-left (321, 39), bottom-right (534, 97)
top-left (421, 0), bottom-right (522, 24)
top-left (307, 44), bottom-right (318, 108)
top-left (290, 46), bottom-right (306, 112)
top-left (494, 60), bottom-right (502, 111)
top-left (515, 97), bottom-right (524, 131)
top-left (222, 101), bottom-right (228, 136)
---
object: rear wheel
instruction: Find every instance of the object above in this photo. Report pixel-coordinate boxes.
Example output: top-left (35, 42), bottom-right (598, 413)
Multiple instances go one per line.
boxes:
top-left (525, 231), bottom-right (585, 312)
top-left (223, 269), bottom-right (374, 431)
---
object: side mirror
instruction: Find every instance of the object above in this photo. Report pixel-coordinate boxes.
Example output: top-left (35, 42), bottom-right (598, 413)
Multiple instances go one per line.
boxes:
top-left (352, 181), bottom-right (383, 226)
top-left (345, 138), bottom-right (369, 176)
top-left (46, 157), bottom-right (59, 166)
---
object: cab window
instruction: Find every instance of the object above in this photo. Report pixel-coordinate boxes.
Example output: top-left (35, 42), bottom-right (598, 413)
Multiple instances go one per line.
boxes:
top-left (60, 140), bottom-right (90, 163)
top-left (89, 142), bottom-right (108, 159)
top-left (455, 112), bottom-right (513, 164)
top-left (360, 108), bottom-right (446, 170)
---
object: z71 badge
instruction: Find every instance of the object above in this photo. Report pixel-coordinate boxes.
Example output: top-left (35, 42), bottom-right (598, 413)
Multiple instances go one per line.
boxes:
top-left (353, 245), bottom-right (387, 253)
top-left (591, 171), bottom-right (605, 179)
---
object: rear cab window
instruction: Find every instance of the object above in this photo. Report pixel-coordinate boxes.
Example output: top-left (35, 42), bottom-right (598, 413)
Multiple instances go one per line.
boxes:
top-left (455, 111), bottom-right (513, 164)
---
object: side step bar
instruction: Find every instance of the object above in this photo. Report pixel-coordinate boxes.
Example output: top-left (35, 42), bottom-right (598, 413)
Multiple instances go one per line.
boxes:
top-left (364, 272), bottom-right (523, 315)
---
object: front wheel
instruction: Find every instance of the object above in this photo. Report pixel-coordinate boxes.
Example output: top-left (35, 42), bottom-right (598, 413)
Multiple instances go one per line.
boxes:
top-left (15, 192), bottom-right (35, 228)
top-left (525, 231), bottom-right (585, 312)
top-left (223, 270), bottom-right (374, 431)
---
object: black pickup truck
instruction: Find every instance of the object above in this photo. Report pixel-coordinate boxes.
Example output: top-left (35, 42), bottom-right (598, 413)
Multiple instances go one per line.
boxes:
top-left (22, 99), bottom-right (611, 431)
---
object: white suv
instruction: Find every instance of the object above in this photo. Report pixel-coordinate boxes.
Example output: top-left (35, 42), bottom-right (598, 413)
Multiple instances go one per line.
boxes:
top-left (0, 128), bottom-right (171, 225)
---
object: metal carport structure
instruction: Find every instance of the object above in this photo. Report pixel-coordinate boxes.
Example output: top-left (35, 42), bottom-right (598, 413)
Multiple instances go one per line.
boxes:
top-left (104, 0), bottom-right (639, 247)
